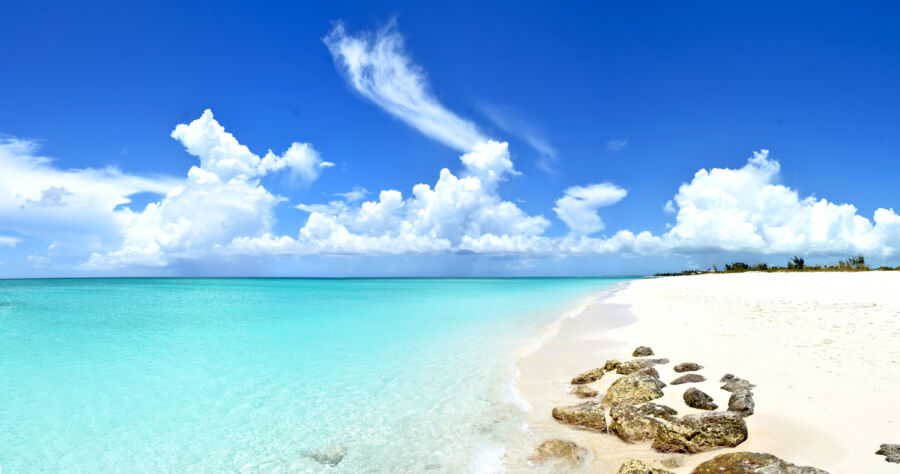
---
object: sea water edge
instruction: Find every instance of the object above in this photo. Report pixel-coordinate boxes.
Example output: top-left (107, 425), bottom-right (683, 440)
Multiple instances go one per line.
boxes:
top-left (0, 277), bottom-right (630, 473)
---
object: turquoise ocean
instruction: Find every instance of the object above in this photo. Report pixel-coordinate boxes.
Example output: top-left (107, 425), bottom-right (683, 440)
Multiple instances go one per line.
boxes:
top-left (0, 277), bottom-right (629, 472)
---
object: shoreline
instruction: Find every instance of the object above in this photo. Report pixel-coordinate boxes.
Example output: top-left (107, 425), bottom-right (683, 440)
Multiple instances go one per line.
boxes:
top-left (511, 272), bottom-right (900, 472)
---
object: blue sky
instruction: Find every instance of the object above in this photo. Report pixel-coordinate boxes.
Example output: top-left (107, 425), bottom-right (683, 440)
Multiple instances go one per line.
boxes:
top-left (1, 1), bottom-right (900, 277)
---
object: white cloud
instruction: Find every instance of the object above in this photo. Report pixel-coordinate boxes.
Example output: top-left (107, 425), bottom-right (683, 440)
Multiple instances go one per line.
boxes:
top-left (0, 236), bottom-right (21, 247)
top-left (659, 150), bottom-right (900, 258)
top-left (236, 140), bottom-right (549, 257)
top-left (481, 104), bottom-right (558, 173)
top-left (171, 109), bottom-right (333, 184)
top-left (336, 186), bottom-right (369, 202)
top-left (0, 138), bottom-right (179, 254)
top-left (606, 138), bottom-right (628, 152)
top-left (554, 183), bottom-right (628, 235)
top-left (324, 21), bottom-right (488, 152)
top-left (87, 110), bottom-right (331, 267)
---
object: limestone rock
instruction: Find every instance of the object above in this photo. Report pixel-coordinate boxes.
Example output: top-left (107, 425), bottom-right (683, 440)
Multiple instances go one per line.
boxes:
top-left (653, 411), bottom-right (748, 453)
top-left (609, 402), bottom-right (677, 443)
top-left (633, 346), bottom-right (655, 357)
top-left (671, 373), bottom-right (706, 385)
top-left (877, 444), bottom-right (900, 463)
top-left (617, 459), bottom-right (675, 474)
top-left (572, 385), bottom-right (598, 398)
top-left (674, 362), bottom-right (703, 372)
top-left (552, 401), bottom-right (608, 432)
top-left (602, 373), bottom-right (666, 406)
top-left (605, 359), bottom-right (621, 371)
top-left (690, 452), bottom-right (829, 473)
top-left (528, 439), bottom-right (586, 465)
top-left (571, 368), bottom-right (605, 384)
top-left (636, 366), bottom-right (660, 379)
top-left (728, 387), bottom-right (755, 416)
top-left (617, 358), bottom-right (670, 375)
top-left (684, 388), bottom-right (718, 410)
top-left (721, 374), bottom-right (756, 392)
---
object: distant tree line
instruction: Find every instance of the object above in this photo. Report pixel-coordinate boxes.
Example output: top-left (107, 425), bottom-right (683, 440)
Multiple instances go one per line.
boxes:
top-left (654, 255), bottom-right (897, 276)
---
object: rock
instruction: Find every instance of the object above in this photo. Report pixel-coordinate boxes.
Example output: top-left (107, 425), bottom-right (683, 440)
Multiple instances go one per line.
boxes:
top-left (528, 439), bottom-right (586, 465)
top-left (721, 374), bottom-right (756, 392)
top-left (301, 445), bottom-right (348, 467)
top-left (604, 359), bottom-right (621, 371)
top-left (552, 401), bottom-right (608, 432)
top-left (660, 457), bottom-right (681, 469)
top-left (690, 452), bottom-right (829, 473)
top-left (571, 368), bottom-right (605, 384)
top-left (602, 373), bottom-right (667, 406)
top-left (671, 373), bottom-right (706, 385)
top-left (636, 366), bottom-right (660, 379)
top-left (674, 362), bottom-right (703, 372)
top-left (572, 385), bottom-right (598, 398)
top-left (684, 387), bottom-right (718, 410)
top-left (876, 444), bottom-right (900, 463)
top-left (633, 346), bottom-right (655, 357)
top-left (617, 358), bottom-right (670, 375)
top-left (617, 359), bottom-right (655, 375)
top-left (653, 411), bottom-right (748, 453)
top-left (728, 387), bottom-right (755, 416)
top-left (617, 459), bottom-right (675, 474)
top-left (609, 402), bottom-right (677, 443)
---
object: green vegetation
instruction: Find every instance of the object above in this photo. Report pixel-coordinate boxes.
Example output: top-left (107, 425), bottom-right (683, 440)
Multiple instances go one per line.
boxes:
top-left (654, 254), bottom-right (898, 276)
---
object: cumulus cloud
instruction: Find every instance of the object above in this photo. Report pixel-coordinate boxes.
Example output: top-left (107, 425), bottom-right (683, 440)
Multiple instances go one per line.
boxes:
top-left (170, 109), bottom-right (333, 184)
top-left (660, 150), bottom-right (900, 257)
top-left (324, 21), bottom-right (488, 152)
top-left (554, 183), bottom-right (628, 235)
top-left (236, 140), bottom-right (549, 257)
top-left (0, 138), bottom-right (179, 254)
top-left (87, 110), bottom-right (331, 267)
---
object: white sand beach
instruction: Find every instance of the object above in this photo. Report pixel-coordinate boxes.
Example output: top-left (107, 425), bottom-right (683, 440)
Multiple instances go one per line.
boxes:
top-left (514, 272), bottom-right (900, 472)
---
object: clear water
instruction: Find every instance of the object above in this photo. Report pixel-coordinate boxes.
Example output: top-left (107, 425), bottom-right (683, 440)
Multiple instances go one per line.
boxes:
top-left (0, 277), bottom-right (628, 473)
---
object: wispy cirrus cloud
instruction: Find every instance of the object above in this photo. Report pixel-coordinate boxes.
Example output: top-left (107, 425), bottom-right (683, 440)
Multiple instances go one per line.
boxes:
top-left (324, 21), bottom-right (488, 152)
top-left (480, 104), bottom-right (559, 173)
top-left (0, 235), bottom-right (22, 247)
top-left (605, 138), bottom-right (628, 152)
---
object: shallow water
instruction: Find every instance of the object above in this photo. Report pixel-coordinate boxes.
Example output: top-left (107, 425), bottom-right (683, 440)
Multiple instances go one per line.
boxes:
top-left (0, 277), bottom-right (628, 472)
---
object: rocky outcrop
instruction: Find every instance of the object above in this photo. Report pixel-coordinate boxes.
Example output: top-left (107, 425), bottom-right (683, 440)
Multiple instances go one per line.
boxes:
top-left (602, 373), bottom-right (666, 406)
top-left (671, 373), bottom-right (706, 385)
top-left (683, 388), bottom-right (718, 410)
top-left (609, 402), bottom-right (677, 443)
top-left (528, 439), bottom-right (586, 465)
top-left (653, 411), bottom-right (748, 453)
top-left (721, 374), bottom-right (755, 392)
top-left (572, 385), bottom-right (598, 398)
top-left (617, 358), bottom-right (671, 375)
top-left (552, 401), bottom-right (608, 432)
top-left (571, 368), bottom-right (605, 384)
top-left (605, 359), bottom-right (621, 371)
top-left (674, 362), bottom-right (703, 372)
top-left (728, 387), bottom-right (755, 416)
top-left (876, 444), bottom-right (900, 463)
top-left (633, 346), bottom-right (655, 357)
top-left (617, 459), bottom-right (675, 474)
top-left (690, 452), bottom-right (829, 473)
